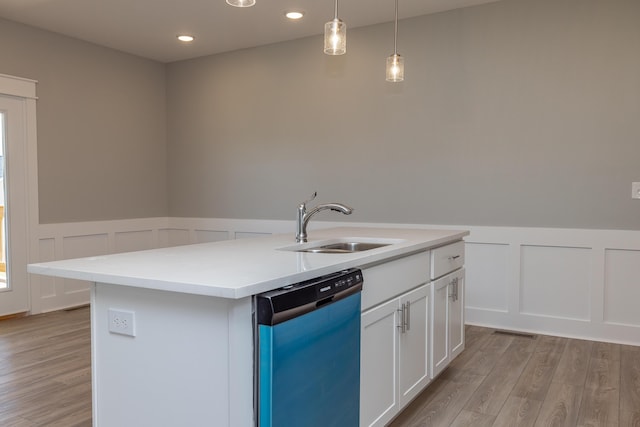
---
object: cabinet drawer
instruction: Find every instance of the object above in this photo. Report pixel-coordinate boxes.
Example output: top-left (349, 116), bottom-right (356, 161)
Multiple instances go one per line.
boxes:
top-left (361, 251), bottom-right (430, 311)
top-left (430, 241), bottom-right (464, 279)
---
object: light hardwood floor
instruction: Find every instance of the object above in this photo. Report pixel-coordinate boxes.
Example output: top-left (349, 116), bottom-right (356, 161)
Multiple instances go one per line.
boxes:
top-left (0, 307), bottom-right (91, 426)
top-left (1, 307), bottom-right (639, 427)
top-left (391, 326), bottom-right (640, 427)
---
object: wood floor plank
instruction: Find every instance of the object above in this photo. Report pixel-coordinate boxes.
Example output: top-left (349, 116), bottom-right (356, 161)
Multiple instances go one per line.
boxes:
top-left (583, 357), bottom-right (620, 390)
top-left (591, 341), bottom-right (620, 362)
top-left (390, 372), bottom-right (485, 427)
top-left (449, 410), bottom-right (495, 427)
top-left (492, 396), bottom-right (542, 427)
top-left (619, 410), bottom-right (640, 427)
top-left (620, 345), bottom-right (640, 423)
top-left (463, 337), bottom-right (537, 416)
top-left (449, 333), bottom-right (514, 377)
top-left (575, 385), bottom-right (619, 427)
top-left (576, 356), bottom-right (620, 427)
top-left (533, 382), bottom-right (584, 427)
top-left (0, 413), bottom-right (37, 427)
top-left (13, 382), bottom-right (92, 426)
top-left (0, 308), bottom-right (92, 425)
top-left (390, 377), bottom-right (449, 426)
top-left (552, 339), bottom-right (593, 387)
top-left (511, 336), bottom-right (566, 401)
top-left (464, 325), bottom-right (491, 349)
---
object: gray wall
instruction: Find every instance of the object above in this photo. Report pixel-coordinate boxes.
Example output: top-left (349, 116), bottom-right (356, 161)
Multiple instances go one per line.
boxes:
top-left (0, 18), bottom-right (168, 223)
top-left (166, 0), bottom-right (640, 230)
top-left (2, 0), bottom-right (639, 230)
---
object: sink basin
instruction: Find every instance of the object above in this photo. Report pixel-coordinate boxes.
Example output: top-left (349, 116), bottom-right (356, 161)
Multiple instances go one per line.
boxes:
top-left (279, 238), bottom-right (405, 254)
top-left (299, 242), bottom-right (391, 254)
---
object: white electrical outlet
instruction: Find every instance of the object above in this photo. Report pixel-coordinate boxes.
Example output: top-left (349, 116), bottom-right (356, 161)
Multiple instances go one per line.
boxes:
top-left (633, 182), bottom-right (640, 200)
top-left (108, 309), bottom-right (136, 337)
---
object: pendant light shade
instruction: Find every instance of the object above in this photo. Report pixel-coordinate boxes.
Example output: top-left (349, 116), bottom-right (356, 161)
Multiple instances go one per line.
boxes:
top-left (386, 53), bottom-right (404, 82)
top-left (324, 0), bottom-right (346, 55)
top-left (386, 0), bottom-right (404, 82)
top-left (226, 0), bottom-right (255, 7)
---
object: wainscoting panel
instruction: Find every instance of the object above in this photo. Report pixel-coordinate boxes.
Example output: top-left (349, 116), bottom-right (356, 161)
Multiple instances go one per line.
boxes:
top-left (62, 233), bottom-right (109, 259)
top-left (464, 242), bottom-right (509, 313)
top-left (234, 231), bottom-right (272, 240)
top-left (194, 230), bottom-right (229, 243)
top-left (32, 218), bottom-right (169, 313)
top-left (30, 218), bottom-right (640, 345)
top-left (604, 248), bottom-right (640, 327)
top-left (158, 228), bottom-right (190, 248)
top-left (36, 238), bottom-right (56, 299)
top-left (114, 230), bottom-right (155, 253)
top-left (519, 245), bottom-right (591, 321)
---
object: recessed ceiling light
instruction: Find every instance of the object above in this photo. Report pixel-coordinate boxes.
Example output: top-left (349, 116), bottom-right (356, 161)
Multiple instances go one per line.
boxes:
top-left (177, 35), bottom-right (194, 42)
top-left (285, 11), bottom-right (304, 20)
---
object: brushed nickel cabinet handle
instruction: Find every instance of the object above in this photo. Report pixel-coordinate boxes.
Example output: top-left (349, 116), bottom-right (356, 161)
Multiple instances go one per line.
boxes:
top-left (398, 304), bottom-right (406, 333)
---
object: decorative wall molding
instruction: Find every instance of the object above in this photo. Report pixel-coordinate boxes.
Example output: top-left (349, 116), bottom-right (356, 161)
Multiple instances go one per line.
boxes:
top-left (32, 218), bottom-right (168, 313)
top-left (0, 73), bottom-right (38, 99)
top-left (30, 217), bottom-right (640, 345)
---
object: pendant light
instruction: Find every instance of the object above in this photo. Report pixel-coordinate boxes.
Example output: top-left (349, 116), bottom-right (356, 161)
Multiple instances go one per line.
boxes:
top-left (386, 0), bottom-right (404, 82)
top-left (324, 0), bottom-right (346, 55)
top-left (226, 0), bottom-right (255, 7)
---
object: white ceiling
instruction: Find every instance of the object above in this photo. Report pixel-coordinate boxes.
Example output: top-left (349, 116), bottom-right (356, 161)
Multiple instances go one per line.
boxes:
top-left (0, 0), bottom-right (500, 63)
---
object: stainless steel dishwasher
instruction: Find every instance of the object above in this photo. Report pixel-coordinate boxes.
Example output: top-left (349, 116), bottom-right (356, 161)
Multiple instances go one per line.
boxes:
top-left (255, 268), bottom-right (363, 427)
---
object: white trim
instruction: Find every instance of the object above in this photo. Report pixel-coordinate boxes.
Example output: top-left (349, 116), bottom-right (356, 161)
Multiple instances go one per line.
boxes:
top-left (0, 74), bottom-right (38, 99)
top-left (0, 77), bottom-right (38, 316)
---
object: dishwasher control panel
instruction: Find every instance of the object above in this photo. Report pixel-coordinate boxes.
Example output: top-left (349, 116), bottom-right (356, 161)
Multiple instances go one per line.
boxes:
top-left (256, 268), bottom-right (363, 326)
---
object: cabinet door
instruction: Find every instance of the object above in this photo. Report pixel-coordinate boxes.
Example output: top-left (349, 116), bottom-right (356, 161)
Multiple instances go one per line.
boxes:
top-left (398, 284), bottom-right (430, 408)
top-left (449, 269), bottom-right (465, 360)
top-left (360, 298), bottom-right (400, 427)
top-left (431, 277), bottom-right (449, 378)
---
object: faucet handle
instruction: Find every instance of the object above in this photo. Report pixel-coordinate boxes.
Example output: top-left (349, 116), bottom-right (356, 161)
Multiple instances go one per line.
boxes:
top-left (301, 191), bottom-right (317, 207)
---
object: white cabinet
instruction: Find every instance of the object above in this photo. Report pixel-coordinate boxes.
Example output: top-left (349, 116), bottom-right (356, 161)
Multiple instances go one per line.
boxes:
top-left (360, 251), bottom-right (431, 427)
top-left (430, 240), bottom-right (466, 380)
top-left (398, 285), bottom-right (431, 408)
top-left (449, 270), bottom-right (465, 360)
top-left (431, 274), bottom-right (450, 377)
top-left (359, 240), bottom-right (466, 427)
top-left (431, 266), bottom-right (465, 378)
top-left (431, 240), bottom-right (465, 279)
top-left (360, 296), bottom-right (400, 427)
top-left (360, 284), bottom-right (430, 427)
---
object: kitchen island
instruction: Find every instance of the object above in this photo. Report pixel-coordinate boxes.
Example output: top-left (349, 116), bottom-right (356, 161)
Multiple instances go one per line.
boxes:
top-left (28, 227), bottom-right (468, 427)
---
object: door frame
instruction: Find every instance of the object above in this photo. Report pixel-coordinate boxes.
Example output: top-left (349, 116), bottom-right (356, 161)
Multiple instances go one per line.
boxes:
top-left (0, 73), bottom-right (39, 316)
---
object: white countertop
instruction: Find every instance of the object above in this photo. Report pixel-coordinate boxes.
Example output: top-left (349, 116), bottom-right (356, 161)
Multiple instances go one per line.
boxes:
top-left (28, 227), bottom-right (469, 299)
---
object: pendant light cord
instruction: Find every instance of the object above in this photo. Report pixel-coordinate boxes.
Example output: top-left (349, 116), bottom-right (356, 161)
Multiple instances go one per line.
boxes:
top-left (334, 0), bottom-right (339, 20)
top-left (393, 0), bottom-right (398, 55)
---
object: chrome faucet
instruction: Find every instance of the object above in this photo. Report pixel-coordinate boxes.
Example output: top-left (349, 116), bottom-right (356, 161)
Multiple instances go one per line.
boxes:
top-left (296, 192), bottom-right (354, 243)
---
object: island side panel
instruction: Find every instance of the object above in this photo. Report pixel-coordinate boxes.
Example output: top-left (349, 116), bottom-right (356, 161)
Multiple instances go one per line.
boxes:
top-left (90, 283), bottom-right (254, 427)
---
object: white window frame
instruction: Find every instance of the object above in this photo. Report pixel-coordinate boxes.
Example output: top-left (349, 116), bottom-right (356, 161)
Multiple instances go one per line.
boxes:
top-left (0, 73), bottom-right (39, 315)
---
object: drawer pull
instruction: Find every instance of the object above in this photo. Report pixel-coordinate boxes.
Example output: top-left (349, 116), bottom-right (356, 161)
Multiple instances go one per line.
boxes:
top-left (449, 255), bottom-right (461, 260)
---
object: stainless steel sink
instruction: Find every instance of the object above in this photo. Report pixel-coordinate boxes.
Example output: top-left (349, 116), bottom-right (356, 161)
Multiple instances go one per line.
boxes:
top-left (297, 242), bottom-right (391, 254)
top-left (278, 237), bottom-right (404, 254)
